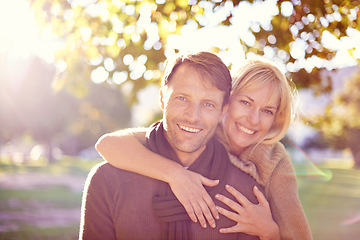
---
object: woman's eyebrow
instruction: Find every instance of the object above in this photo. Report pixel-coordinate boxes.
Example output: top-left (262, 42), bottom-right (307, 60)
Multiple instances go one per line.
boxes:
top-left (243, 95), bottom-right (278, 109)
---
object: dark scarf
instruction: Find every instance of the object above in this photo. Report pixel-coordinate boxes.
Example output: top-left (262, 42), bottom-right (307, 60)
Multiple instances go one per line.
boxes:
top-left (145, 121), bottom-right (230, 240)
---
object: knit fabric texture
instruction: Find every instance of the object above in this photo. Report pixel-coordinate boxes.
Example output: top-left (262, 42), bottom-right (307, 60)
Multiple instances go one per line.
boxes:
top-left (229, 142), bottom-right (313, 240)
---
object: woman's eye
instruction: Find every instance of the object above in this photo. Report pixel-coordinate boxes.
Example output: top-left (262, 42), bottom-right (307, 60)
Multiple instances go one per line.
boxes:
top-left (264, 109), bottom-right (274, 115)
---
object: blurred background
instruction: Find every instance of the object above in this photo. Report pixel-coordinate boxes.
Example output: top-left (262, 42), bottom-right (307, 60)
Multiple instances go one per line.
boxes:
top-left (0, 0), bottom-right (359, 239)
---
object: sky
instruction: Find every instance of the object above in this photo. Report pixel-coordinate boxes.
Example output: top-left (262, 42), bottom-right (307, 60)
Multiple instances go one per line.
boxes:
top-left (0, 0), bottom-right (59, 63)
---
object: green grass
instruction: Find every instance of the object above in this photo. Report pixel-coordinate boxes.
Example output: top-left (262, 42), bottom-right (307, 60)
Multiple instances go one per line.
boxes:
top-left (298, 166), bottom-right (360, 240)
top-left (0, 226), bottom-right (79, 240)
top-left (0, 156), bottom-right (102, 240)
top-left (0, 186), bottom-right (82, 210)
top-left (0, 156), bottom-right (102, 176)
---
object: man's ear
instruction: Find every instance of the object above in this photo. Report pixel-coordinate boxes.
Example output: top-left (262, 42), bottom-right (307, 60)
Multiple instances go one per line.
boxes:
top-left (159, 88), bottom-right (164, 110)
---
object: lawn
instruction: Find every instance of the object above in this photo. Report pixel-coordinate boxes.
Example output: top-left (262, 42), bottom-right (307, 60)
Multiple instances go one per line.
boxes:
top-left (0, 157), bottom-right (359, 239)
top-left (298, 164), bottom-right (360, 240)
top-left (0, 157), bottom-right (102, 240)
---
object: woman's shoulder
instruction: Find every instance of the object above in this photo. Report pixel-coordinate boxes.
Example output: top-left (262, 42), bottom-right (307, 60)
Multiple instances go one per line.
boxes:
top-left (230, 142), bottom-right (290, 187)
top-left (240, 142), bottom-right (287, 166)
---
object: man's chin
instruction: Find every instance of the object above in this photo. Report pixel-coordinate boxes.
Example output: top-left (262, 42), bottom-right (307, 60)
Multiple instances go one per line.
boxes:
top-left (175, 143), bottom-right (206, 154)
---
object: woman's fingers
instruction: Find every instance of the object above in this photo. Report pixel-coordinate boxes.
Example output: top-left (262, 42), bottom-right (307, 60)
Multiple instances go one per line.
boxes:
top-left (216, 205), bottom-right (241, 222)
top-left (191, 198), bottom-right (208, 228)
top-left (225, 184), bottom-right (251, 208)
top-left (215, 193), bottom-right (243, 214)
top-left (186, 191), bottom-right (217, 228)
top-left (181, 200), bottom-right (198, 223)
top-left (253, 185), bottom-right (269, 208)
top-left (214, 185), bottom-right (280, 239)
top-left (201, 176), bottom-right (220, 187)
top-left (219, 225), bottom-right (241, 234)
top-left (200, 176), bottom-right (220, 221)
top-left (172, 171), bottom-right (220, 228)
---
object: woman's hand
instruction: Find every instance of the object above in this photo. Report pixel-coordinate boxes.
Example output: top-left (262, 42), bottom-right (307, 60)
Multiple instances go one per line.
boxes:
top-left (215, 184), bottom-right (280, 240)
top-left (167, 168), bottom-right (220, 229)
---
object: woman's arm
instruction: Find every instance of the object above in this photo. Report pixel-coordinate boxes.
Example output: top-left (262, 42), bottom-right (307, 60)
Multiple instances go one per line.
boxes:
top-left (239, 142), bottom-right (312, 239)
top-left (95, 129), bottom-right (220, 228)
top-left (265, 149), bottom-right (313, 240)
top-left (215, 185), bottom-right (280, 240)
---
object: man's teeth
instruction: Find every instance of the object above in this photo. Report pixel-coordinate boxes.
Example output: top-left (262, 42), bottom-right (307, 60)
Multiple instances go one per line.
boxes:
top-left (179, 125), bottom-right (201, 133)
top-left (237, 124), bottom-right (255, 134)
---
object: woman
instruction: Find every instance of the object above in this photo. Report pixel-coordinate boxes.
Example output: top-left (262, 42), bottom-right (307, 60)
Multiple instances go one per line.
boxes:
top-left (96, 58), bottom-right (312, 239)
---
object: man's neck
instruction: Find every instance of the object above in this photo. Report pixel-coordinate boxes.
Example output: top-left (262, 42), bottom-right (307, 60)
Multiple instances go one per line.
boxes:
top-left (175, 147), bottom-right (205, 167)
top-left (163, 130), bottom-right (206, 167)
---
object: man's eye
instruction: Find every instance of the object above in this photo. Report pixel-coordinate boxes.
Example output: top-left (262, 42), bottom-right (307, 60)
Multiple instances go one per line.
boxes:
top-left (177, 96), bottom-right (186, 101)
top-left (204, 102), bottom-right (215, 108)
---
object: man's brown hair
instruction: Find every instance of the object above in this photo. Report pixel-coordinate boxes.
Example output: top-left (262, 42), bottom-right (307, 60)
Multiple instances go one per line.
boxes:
top-left (162, 51), bottom-right (232, 106)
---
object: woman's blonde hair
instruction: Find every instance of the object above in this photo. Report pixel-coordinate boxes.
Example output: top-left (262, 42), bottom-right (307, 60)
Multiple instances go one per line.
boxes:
top-left (226, 58), bottom-right (298, 145)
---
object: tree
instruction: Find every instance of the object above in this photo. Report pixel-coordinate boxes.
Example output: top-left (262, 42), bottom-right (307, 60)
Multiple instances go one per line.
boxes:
top-left (0, 55), bottom-right (130, 161)
top-left (28, 0), bottom-right (360, 166)
top-left (29, 0), bottom-right (360, 98)
top-left (311, 70), bottom-right (360, 168)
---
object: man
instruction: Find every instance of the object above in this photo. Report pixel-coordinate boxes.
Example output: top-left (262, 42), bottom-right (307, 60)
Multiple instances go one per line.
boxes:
top-left (79, 51), bottom-right (263, 239)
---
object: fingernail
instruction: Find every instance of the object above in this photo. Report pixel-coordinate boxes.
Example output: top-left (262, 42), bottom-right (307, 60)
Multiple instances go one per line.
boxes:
top-left (211, 223), bottom-right (216, 228)
top-left (254, 185), bottom-right (258, 190)
top-left (225, 184), bottom-right (230, 189)
top-left (203, 224), bottom-right (207, 228)
top-left (215, 194), bottom-right (220, 199)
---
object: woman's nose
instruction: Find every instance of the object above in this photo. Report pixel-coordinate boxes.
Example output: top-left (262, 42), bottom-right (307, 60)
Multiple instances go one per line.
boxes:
top-left (248, 109), bottom-right (260, 126)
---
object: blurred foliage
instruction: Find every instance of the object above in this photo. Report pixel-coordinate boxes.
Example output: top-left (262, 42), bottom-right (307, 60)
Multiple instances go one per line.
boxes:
top-left (311, 70), bottom-right (360, 168)
top-left (29, 0), bottom-right (360, 101)
top-left (0, 55), bottom-right (130, 157)
top-left (3, 0), bottom-right (357, 160)
top-left (254, 0), bottom-right (360, 93)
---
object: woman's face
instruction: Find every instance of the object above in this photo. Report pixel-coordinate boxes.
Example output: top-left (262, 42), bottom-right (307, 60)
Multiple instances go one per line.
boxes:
top-left (222, 83), bottom-right (280, 155)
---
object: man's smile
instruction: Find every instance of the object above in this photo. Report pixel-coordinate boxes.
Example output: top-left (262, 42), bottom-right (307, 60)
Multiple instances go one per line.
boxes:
top-left (178, 124), bottom-right (202, 133)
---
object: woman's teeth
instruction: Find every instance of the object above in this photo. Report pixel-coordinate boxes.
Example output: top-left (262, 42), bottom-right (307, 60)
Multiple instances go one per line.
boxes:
top-left (237, 124), bottom-right (255, 134)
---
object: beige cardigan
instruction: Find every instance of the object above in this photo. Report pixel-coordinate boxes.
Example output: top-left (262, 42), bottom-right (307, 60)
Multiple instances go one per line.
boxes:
top-left (229, 142), bottom-right (313, 240)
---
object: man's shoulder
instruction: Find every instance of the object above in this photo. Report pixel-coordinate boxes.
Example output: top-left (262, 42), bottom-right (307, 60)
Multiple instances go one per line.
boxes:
top-left (89, 161), bottom-right (116, 174)
top-left (226, 163), bottom-right (265, 200)
top-left (88, 161), bottom-right (138, 178)
top-left (87, 160), bottom-right (159, 186)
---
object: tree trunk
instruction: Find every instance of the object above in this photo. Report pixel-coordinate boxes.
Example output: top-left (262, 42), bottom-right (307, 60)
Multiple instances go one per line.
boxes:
top-left (47, 140), bottom-right (55, 164)
top-left (350, 147), bottom-right (360, 169)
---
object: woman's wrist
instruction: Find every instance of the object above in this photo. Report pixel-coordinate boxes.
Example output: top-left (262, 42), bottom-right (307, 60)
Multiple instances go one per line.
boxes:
top-left (161, 160), bottom-right (185, 184)
top-left (260, 222), bottom-right (280, 240)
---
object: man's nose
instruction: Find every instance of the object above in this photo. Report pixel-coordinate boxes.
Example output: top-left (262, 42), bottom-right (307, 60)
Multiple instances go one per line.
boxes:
top-left (184, 103), bottom-right (201, 122)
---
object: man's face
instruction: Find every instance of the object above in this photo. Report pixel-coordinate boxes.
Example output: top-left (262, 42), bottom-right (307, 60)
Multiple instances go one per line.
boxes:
top-left (160, 64), bottom-right (225, 165)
